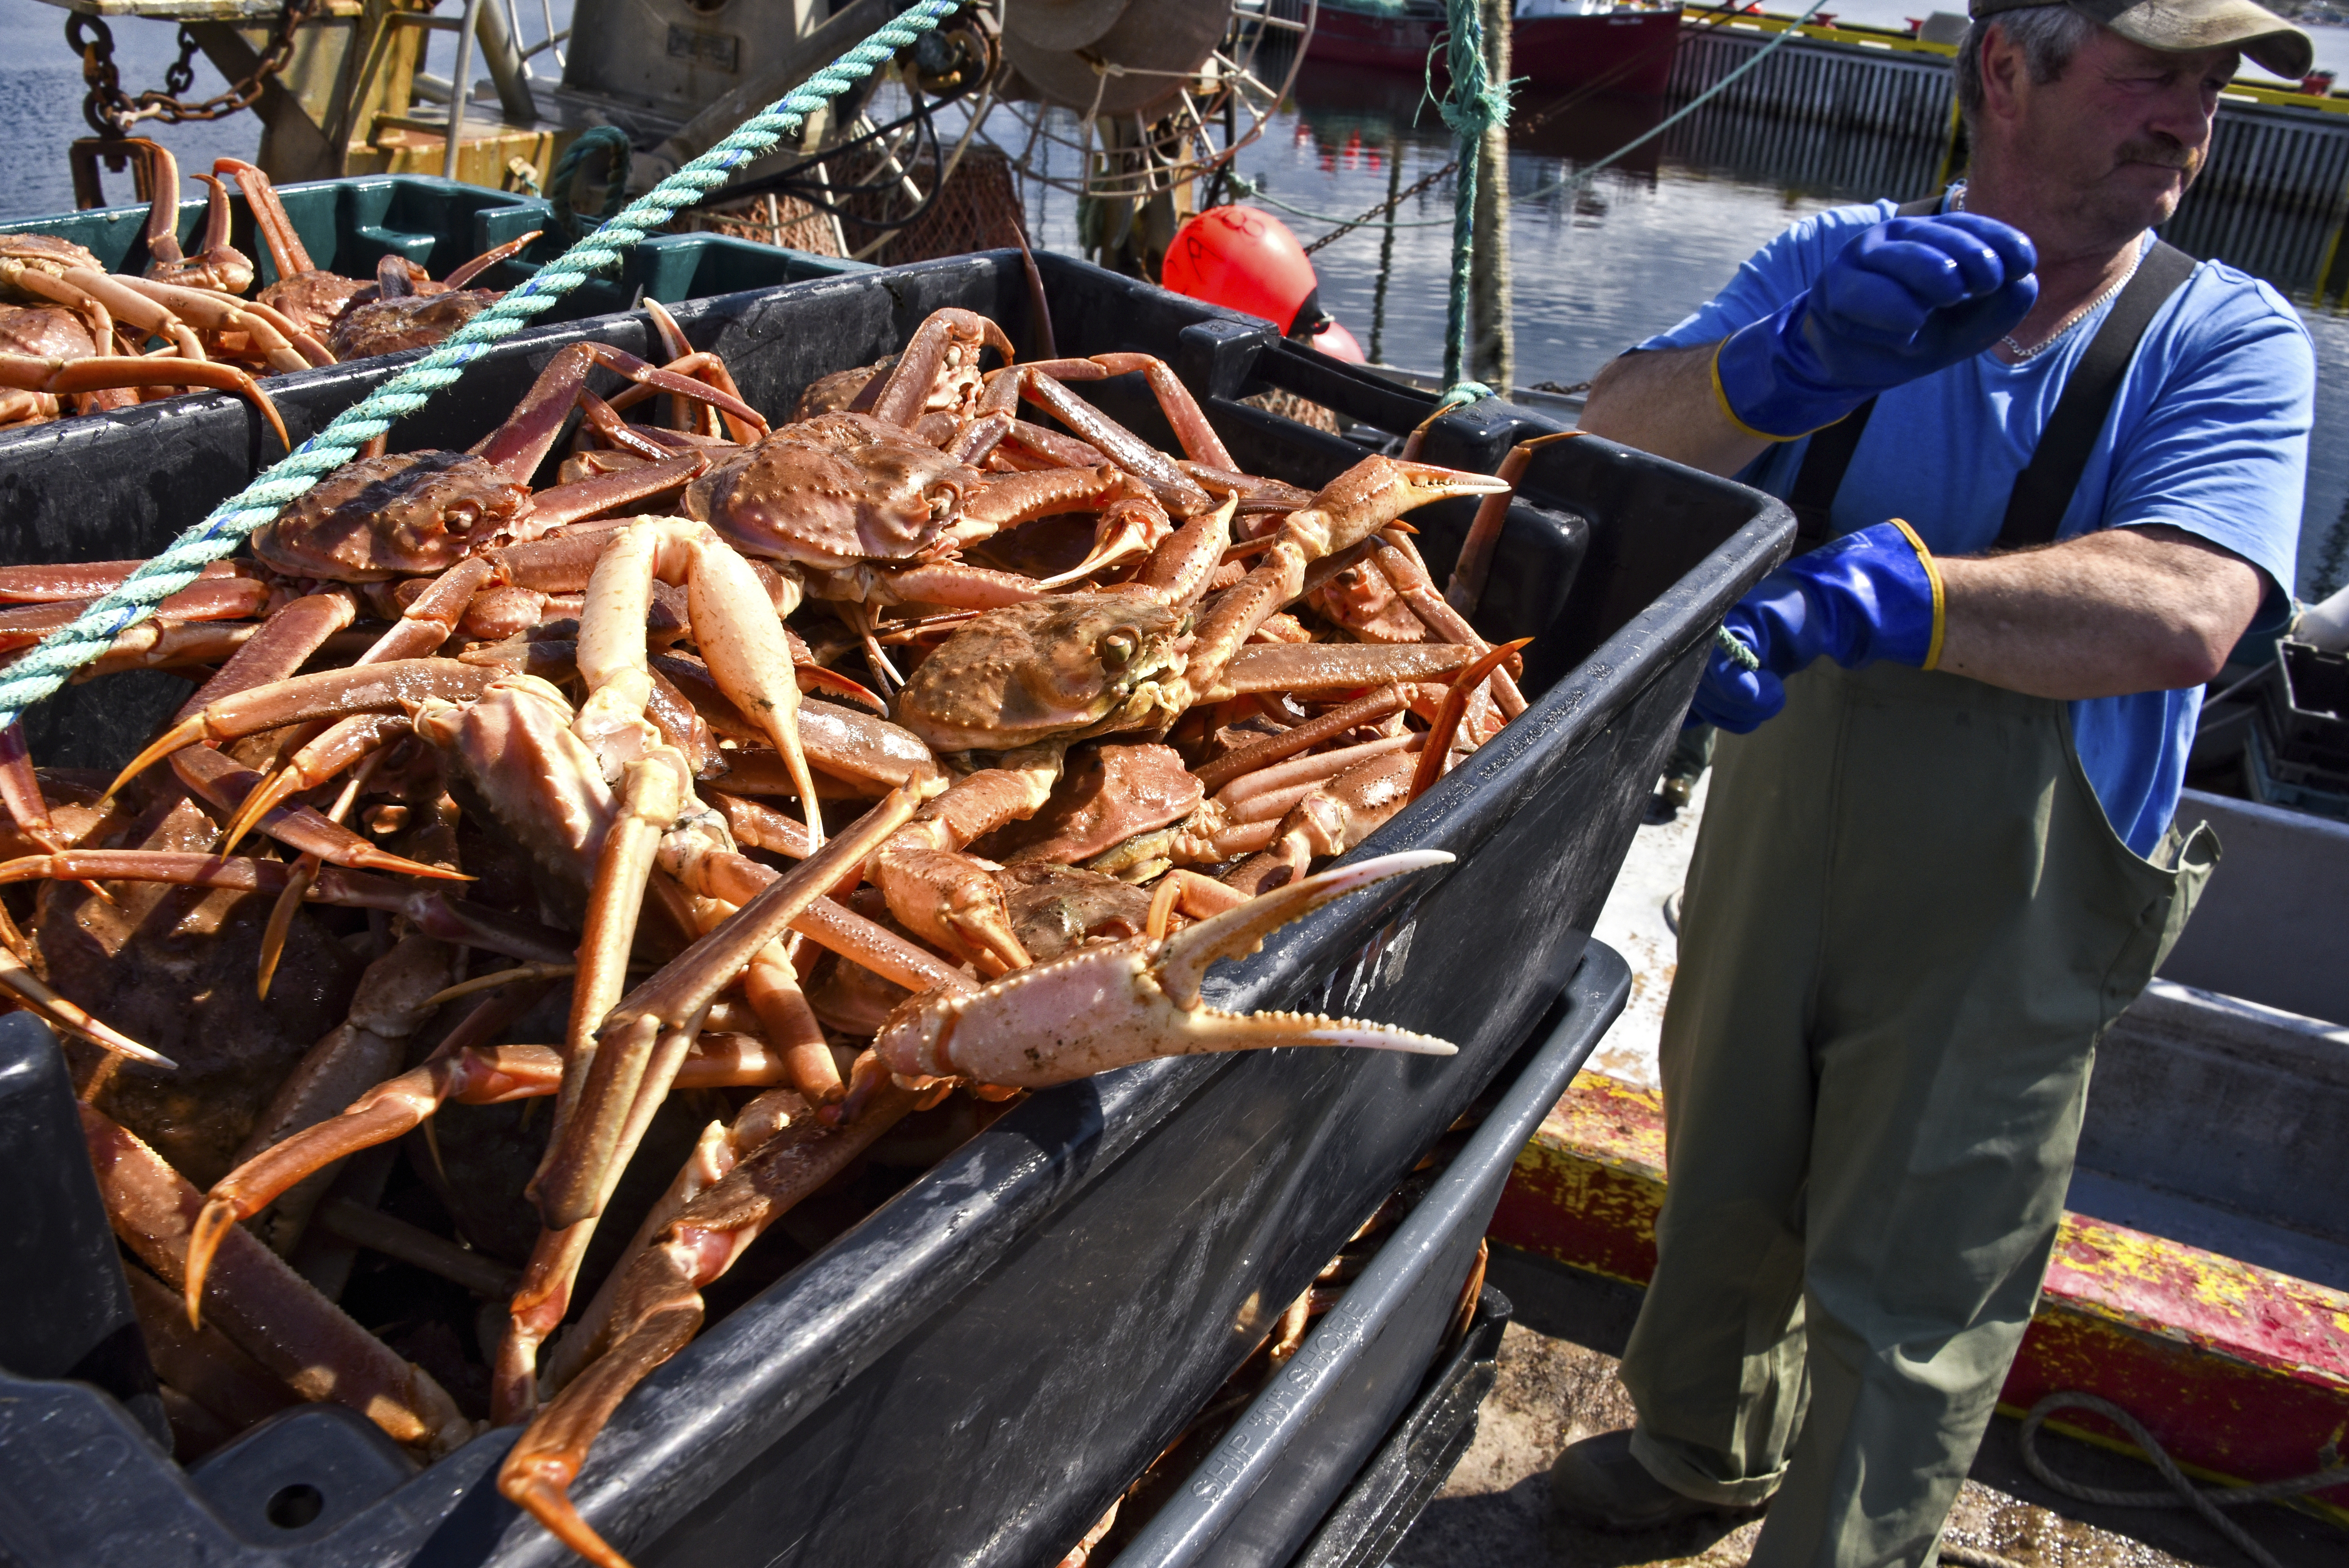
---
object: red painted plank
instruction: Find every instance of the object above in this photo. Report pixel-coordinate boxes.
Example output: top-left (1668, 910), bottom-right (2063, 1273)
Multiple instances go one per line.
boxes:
top-left (1489, 1073), bottom-right (2349, 1520)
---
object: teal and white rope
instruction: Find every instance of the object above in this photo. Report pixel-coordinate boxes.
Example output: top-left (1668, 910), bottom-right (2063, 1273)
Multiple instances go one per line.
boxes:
top-left (0, 0), bottom-right (967, 731)
top-left (1435, 0), bottom-right (1510, 395)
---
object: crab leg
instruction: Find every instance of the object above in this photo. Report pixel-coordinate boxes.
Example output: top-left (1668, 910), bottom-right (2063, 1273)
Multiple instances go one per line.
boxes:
top-left (119, 275), bottom-right (320, 375)
top-left (230, 934), bottom-right (459, 1260)
top-left (867, 306), bottom-right (1016, 427)
top-left (80, 1105), bottom-right (472, 1454)
top-left (1446, 431), bottom-right (1578, 617)
top-left (185, 1036), bottom-right (789, 1317)
top-left (529, 784), bottom-right (924, 1233)
top-left (441, 229), bottom-right (544, 290)
top-left (212, 156), bottom-right (315, 276)
top-left (1211, 640), bottom-right (1475, 700)
top-left (108, 659), bottom-right (501, 796)
top-left (1369, 542), bottom-right (1527, 718)
top-left (997, 417), bottom-right (1107, 470)
top-left (121, 1265), bottom-right (298, 1444)
top-left (877, 850), bottom-right (1456, 1087)
top-left (0, 719), bottom-right (64, 853)
top-left (1087, 352), bottom-right (1238, 470)
top-left (0, 574), bottom-right (271, 652)
top-left (1222, 749), bottom-right (1423, 898)
top-left (1219, 739), bottom-right (1437, 899)
top-left (1211, 733), bottom-right (1424, 822)
top-left (575, 517), bottom-right (825, 845)
top-left (220, 714), bottom-right (405, 853)
top-left (0, 349), bottom-right (289, 447)
top-left (681, 845), bottom-right (975, 998)
top-left (0, 852), bottom-right (584, 966)
top-left (0, 941), bottom-right (171, 1065)
top-left (1408, 640), bottom-right (1531, 800)
top-left (176, 590), bottom-right (358, 718)
top-left (476, 344), bottom-right (767, 485)
top-left (1193, 686), bottom-right (1410, 793)
top-left (1011, 370), bottom-right (1214, 515)
top-left (500, 1069), bottom-right (927, 1565)
top-left (1185, 459), bottom-right (1512, 693)
top-left (540, 1086), bottom-right (808, 1396)
top-left (0, 558), bottom-right (241, 604)
top-left (168, 743), bottom-right (463, 879)
top-left (256, 741), bottom-right (390, 998)
top-left (133, 141), bottom-right (257, 296)
top-left (869, 746), bottom-right (1066, 976)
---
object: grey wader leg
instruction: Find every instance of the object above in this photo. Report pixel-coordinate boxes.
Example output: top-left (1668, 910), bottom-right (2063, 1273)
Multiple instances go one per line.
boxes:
top-left (1620, 662), bottom-right (2214, 1568)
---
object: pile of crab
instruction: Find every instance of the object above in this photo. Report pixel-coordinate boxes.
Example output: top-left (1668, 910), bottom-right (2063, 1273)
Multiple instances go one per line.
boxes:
top-left (0, 140), bottom-right (538, 443)
top-left (0, 301), bottom-right (1545, 1568)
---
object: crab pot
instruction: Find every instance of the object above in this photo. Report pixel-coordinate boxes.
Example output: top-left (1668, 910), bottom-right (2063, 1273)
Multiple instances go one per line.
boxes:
top-left (0, 253), bottom-right (1789, 1566)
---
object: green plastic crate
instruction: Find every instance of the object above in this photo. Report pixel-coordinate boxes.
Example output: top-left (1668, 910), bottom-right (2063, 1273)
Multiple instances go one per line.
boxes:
top-left (0, 173), bottom-right (865, 328)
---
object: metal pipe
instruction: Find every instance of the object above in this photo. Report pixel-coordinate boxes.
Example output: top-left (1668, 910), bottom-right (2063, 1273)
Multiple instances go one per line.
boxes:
top-left (473, 0), bottom-right (539, 125)
top-left (444, 0), bottom-right (486, 181)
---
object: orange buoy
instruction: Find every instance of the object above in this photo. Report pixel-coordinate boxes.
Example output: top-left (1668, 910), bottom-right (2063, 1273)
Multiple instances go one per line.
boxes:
top-left (1163, 206), bottom-right (1325, 337)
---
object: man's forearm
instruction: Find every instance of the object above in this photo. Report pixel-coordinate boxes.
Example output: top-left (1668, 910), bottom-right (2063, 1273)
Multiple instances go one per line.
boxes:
top-left (1579, 344), bottom-right (1775, 478)
top-left (1935, 526), bottom-right (2262, 699)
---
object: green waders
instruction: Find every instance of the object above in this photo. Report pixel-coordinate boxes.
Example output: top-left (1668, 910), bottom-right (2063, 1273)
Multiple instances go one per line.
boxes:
top-left (1616, 659), bottom-right (2215, 1568)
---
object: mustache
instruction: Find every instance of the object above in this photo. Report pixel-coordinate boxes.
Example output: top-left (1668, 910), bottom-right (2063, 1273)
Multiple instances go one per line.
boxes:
top-left (2115, 139), bottom-right (2199, 173)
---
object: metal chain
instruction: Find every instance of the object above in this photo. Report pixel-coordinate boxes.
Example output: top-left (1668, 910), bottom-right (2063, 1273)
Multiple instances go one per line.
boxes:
top-left (71, 0), bottom-right (319, 135)
top-left (1299, 158), bottom-right (1459, 257)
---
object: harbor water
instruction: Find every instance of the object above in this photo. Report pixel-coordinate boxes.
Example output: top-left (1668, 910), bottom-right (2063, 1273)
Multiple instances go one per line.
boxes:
top-left (5, 2), bottom-right (2346, 597)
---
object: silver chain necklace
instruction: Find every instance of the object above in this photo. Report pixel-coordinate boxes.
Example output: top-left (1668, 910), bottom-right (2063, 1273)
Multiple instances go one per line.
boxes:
top-left (1948, 185), bottom-right (2143, 362)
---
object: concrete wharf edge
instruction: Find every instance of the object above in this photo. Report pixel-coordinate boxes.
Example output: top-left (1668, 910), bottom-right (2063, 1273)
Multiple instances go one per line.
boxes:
top-left (1484, 1072), bottom-right (2349, 1522)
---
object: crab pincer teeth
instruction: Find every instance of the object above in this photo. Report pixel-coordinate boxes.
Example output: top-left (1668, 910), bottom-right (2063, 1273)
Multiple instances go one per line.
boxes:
top-left (1394, 460), bottom-right (1514, 496)
top-left (874, 850), bottom-right (1458, 1088)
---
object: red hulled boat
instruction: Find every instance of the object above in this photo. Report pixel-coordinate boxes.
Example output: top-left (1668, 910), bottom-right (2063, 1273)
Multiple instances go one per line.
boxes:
top-left (1306, 0), bottom-right (1686, 96)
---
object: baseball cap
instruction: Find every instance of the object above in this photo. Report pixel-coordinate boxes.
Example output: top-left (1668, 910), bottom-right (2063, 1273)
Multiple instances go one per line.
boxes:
top-left (1969, 0), bottom-right (2314, 82)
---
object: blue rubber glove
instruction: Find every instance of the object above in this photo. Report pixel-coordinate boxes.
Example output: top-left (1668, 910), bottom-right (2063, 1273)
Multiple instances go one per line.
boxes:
top-left (1691, 521), bottom-right (1945, 734)
top-left (1713, 214), bottom-right (2038, 440)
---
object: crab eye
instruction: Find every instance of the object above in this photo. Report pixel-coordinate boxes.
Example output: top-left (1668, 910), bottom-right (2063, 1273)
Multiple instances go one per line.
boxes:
top-left (1100, 631), bottom-right (1137, 669)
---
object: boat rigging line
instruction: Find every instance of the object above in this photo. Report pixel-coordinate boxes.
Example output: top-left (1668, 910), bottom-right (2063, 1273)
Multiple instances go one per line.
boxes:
top-left (1233, 0), bottom-right (1833, 251)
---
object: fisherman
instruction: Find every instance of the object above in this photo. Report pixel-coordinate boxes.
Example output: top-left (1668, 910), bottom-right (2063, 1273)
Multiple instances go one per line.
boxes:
top-left (1548, 0), bottom-right (2315, 1562)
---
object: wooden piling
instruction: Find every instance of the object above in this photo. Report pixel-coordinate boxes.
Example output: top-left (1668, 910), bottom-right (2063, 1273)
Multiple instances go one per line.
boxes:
top-left (1470, 0), bottom-right (1514, 389)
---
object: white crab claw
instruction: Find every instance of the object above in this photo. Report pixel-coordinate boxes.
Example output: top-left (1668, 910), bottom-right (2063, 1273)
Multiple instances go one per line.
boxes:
top-left (873, 850), bottom-right (1458, 1087)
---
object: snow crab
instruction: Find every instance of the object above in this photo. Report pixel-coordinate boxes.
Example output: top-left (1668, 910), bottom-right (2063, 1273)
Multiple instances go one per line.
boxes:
top-left (0, 302), bottom-right (1547, 1568)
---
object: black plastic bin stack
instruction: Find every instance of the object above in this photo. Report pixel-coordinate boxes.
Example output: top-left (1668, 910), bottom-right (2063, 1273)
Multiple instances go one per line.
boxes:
top-left (0, 250), bottom-right (1791, 1567)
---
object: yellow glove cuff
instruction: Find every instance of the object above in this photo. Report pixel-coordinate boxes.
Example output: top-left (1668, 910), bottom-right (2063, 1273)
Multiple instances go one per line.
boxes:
top-left (1886, 517), bottom-right (1946, 671)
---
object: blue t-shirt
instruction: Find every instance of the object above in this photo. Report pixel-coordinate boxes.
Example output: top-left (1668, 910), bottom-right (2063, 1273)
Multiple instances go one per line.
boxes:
top-left (1640, 198), bottom-right (2314, 857)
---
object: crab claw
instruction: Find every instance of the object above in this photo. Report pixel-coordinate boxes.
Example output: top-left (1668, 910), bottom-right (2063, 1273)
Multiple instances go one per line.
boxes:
top-left (874, 850), bottom-right (1458, 1087)
top-left (1288, 458), bottom-right (1515, 559)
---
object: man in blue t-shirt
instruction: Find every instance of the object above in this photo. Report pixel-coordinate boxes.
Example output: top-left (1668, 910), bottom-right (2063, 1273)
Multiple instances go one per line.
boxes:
top-left (1546, 0), bottom-right (2315, 1563)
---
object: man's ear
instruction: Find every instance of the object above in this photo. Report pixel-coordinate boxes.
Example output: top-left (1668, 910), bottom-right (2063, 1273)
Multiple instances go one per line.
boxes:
top-left (1977, 21), bottom-right (2027, 120)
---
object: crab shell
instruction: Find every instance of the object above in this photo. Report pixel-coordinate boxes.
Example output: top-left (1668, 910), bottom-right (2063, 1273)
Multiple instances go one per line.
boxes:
top-left (684, 412), bottom-right (978, 570)
top-left (0, 306), bottom-right (99, 361)
top-left (892, 595), bottom-right (1189, 754)
top-left (251, 451), bottom-right (533, 581)
top-left (328, 289), bottom-right (495, 359)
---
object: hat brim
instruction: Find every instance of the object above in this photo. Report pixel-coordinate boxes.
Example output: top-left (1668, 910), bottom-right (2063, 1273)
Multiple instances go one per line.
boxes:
top-left (2094, 0), bottom-right (2312, 80)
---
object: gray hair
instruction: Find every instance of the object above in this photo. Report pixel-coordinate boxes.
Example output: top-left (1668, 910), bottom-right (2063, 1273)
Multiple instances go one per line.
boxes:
top-left (1955, 5), bottom-right (2099, 127)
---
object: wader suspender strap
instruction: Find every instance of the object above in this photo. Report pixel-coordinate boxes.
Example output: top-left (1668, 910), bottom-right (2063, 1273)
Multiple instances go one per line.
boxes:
top-left (1784, 198), bottom-right (2198, 552)
top-left (1992, 239), bottom-right (2196, 548)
